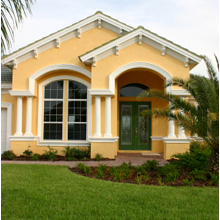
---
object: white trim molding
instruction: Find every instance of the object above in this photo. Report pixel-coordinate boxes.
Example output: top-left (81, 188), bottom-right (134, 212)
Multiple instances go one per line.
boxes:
top-left (29, 64), bottom-right (91, 95)
top-left (89, 137), bottom-right (119, 143)
top-left (163, 137), bottom-right (190, 144)
top-left (109, 62), bottom-right (173, 94)
top-left (9, 90), bottom-right (34, 97)
top-left (80, 28), bottom-right (202, 67)
top-left (2, 12), bottom-right (133, 67)
top-left (1, 83), bottom-right (12, 94)
top-left (150, 136), bottom-right (164, 141)
top-left (38, 75), bottom-right (92, 144)
top-left (1, 102), bottom-right (12, 151)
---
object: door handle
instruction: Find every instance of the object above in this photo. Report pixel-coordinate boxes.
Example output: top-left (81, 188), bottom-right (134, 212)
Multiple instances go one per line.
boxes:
top-left (135, 128), bottom-right (137, 137)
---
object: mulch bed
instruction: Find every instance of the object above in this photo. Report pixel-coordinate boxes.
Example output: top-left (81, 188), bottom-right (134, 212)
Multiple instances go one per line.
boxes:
top-left (1, 155), bottom-right (114, 161)
top-left (69, 166), bottom-right (217, 187)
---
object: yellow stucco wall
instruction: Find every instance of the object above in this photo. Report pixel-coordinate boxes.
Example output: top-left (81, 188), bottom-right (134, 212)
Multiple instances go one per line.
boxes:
top-left (1, 94), bottom-right (17, 135)
top-left (164, 143), bottom-right (190, 160)
top-left (91, 42), bottom-right (189, 89)
top-left (3, 25), bottom-right (192, 159)
top-left (12, 27), bottom-right (119, 91)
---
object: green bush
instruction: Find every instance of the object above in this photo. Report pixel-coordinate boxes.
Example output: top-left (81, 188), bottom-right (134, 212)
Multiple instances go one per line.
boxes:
top-left (143, 159), bottom-right (159, 171)
top-left (62, 146), bottom-right (90, 160)
top-left (77, 163), bottom-right (91, 175)
top-left (160, 163), bottom-right (180, 182)
top-left (31, 154), bottom-right (40, 161)
top-left (1, 150), bottom-right (16, 160)
top-left (134, 165), bottom-right (147, 176)
top-left (23, 146), bottom-right (33, 157)
top-left (182, 178), bottom-right (194, 186)
top-left (98, 164), bottom-right (107, 173)
top-left (41, 146), bottom-right (57, 160)
top-left (172, 147), bottom-right (211, 170)
top-left (94, 153), bottom-right (102, 161)
top-left (210, 173), bottom-right (219, 186)
top-left (96, 170), bottom-right (104, 179)
top-left (189, 169), bottom-right (208, 181)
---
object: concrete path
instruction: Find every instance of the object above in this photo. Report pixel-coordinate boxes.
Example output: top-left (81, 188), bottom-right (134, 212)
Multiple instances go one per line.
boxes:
top-left (1, 153), bottom-right (169, 167)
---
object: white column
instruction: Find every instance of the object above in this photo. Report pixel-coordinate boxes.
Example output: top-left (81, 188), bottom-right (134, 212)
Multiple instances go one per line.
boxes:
top-left (24, 97), bottom-right (33, 136)
top-left (104, 95), bottom-right (112, 137)
top-left (14, 96), bottom-right (23, 136)
top-left (167, 109), bottom-right (176, 138)
top-left (178, 98), bottom-right (186, 138)
top-left (94, 95), bottom-right (101, 137)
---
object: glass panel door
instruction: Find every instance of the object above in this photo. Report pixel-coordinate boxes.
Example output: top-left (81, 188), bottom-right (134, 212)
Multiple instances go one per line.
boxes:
top-left (119, 102), bottom-right (151, 150)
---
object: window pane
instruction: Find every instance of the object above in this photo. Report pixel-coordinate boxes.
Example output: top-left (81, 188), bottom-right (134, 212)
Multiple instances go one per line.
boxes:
top-left (44, 81), bottom-right (63, 99)
top-left (68, 81), bottom-right (87, 99)
top-left (120, 83), bottom-right (149, 97)
top-left (43, 123), bottom-right (62, 140)
top-left (68, 124), bottom-right (86, 140)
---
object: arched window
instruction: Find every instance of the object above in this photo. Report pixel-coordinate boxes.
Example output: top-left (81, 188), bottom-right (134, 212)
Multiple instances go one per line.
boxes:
top-left (120, 83), bottom-right (149, 97)
top-left (43, 80), bottom-right (87, 140)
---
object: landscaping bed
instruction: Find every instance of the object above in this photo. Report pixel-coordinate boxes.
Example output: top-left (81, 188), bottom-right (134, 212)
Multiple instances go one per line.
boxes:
top-left (69, 162), bottom-right (218, 187)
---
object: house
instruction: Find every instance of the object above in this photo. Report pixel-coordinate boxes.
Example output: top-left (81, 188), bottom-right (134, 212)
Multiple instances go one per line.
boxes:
top-left (1, 11), bottom-right (202, 159)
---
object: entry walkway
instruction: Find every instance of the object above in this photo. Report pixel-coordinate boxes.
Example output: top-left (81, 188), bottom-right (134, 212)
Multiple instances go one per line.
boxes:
top-left (1, 153), bottom-right (168, 167)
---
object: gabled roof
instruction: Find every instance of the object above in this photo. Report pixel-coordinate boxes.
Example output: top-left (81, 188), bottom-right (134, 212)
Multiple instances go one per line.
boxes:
top-left (1, 65), bottom-right (12, 83)
top-left (1, 11), bottom-right (134, 69)
top-left (79, 26), bottom-right (202, 69)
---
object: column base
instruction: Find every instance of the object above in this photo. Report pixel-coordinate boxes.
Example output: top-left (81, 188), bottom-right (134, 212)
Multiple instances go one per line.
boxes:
top-left (167, 134), bottom-right (176, 138)
top-left (14, 132), bottom-right (23, 136)
top-left (93, 133), bottom-right (102, 137)
top-left (24, 132), bottom-right (33, 136)
top-left (177, 134), bottom-right (187, 138)
top-left (104, 133), bottom-right (112, 137)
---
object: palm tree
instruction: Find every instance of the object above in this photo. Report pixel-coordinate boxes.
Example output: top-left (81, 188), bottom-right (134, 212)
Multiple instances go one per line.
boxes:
top-left (138, 55), bottom-right (219, 154)
top-left (1, 0), bottom-right (35, 54)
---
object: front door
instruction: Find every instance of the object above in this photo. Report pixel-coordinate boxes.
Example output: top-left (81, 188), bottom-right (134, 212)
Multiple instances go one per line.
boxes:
top-left (119, 102), bottom-right (151, 150)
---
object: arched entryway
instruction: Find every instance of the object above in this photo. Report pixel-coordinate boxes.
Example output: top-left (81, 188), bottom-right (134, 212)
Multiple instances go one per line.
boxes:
top-left (116, 68), bottom-right (168, 152)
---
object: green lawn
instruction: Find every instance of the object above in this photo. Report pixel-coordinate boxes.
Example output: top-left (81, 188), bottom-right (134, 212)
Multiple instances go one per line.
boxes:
top-left (1, 164), bottom-right (219, 220)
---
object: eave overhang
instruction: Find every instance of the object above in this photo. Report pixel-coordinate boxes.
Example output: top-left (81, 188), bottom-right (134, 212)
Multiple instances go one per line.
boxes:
top-left (1, 12), bottom-right (134, 69)
top-left (79, 28), bottom-right (202, 69)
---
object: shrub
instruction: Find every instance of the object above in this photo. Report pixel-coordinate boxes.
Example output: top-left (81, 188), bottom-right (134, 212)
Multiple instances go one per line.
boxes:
top-left (134, 165), bottom-right (147, 176)
top-left (96, 170), bottom-right (104, 179)
top-left (210, 173), bottom-right (219, 186)
top-left (109, 167), bottom-right (117, 176)
top-left (98, 164), bottom-right (107, 173)
top-left (63, 146), bottom-right (73, 158)
top-left (23, 146), bottom-right (33, 157)
top-left (160, 163), bottom-right (180, 182)
top-left (189, 169), bottom-right (208, 181)
top-left (77, 163), bottom-right (86, 171)
top-left (72, 147), bottom-right (90, 160)
top-left (182, 178), bottom-right (194, 186)
top-left (94, 153), bottom-right (102, 161)
top-left (77, 163), bottom-right (91, 175)
top-left (134, 175), bottom-right (143, 185)
top-left (31, 154), bottom-right (40, 161)
top-left (172, 147), bottom-right (211, 170)
top-left (41, 146), bottom-right (57, 160)
top-left (143, 159), bottom-right (159, 171)
top-left (1, 150), bottom-right (16, 160)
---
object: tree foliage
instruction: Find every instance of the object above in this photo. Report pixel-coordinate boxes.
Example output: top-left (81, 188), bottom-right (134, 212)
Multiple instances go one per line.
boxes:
top-left (138, 55), bottom-right (219, 153)
top-left (1, 0), bottom-right (35, 54)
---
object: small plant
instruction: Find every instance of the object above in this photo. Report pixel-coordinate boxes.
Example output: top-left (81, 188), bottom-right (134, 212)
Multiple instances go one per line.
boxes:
top-left (84, 166), bottom-right (91, 175)
top-left (77, 163), bottom-right (86, 172)
top-left (41, 146), bottom-right (57, 161)
top-left (143, 160), bottom-right (159, 171)
top-left (109, 166), bottom-right (117, 177)
top-left (98, 164), bottom-right (107, 173)
top-left (62, 146), bottom-right (73, 158)
top-left (183, 178), bottom-right (194, 186)
top-left (96, 170), bottom-right (104, 179)
top-left (135, 175), bottom-right (143, 185)
top-left (210, 173), bottom-right (219, 186)
top-left (189, 169), bottom-right (208, 181)
top-left (23, 146), bottom-right (33, 157)
top-left (143, 173), bottom-right (149, 180)
top-left (31, 154), bottom-right (39, 161)
top-left (1, 150), bottom-right (16, 160)
top-left (157, 176), bottom-right (164, 186)
top-left (94, 153), bottom-right (102, 161)
top-left (114, 171), bottom-right (123, 182)
top-left (134, 165), bottom-right (147, 176)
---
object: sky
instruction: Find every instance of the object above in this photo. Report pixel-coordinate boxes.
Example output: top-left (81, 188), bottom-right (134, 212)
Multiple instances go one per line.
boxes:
top-left (9, 0), bottom-right (219, 77)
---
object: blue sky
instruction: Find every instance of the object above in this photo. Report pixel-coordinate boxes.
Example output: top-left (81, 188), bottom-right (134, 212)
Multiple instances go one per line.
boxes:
top-left (11, 0), bottom-right (219, 76)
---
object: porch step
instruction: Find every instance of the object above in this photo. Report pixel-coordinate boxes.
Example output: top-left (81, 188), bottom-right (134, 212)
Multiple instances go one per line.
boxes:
top-left (141, 153), bottom-right (161, 156)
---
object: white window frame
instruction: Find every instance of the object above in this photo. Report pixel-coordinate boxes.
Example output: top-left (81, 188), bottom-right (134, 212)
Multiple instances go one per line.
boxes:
top-left (43, 80), bottom-right (65, 141)
top-left (38, 75), bottom-right (91, 146)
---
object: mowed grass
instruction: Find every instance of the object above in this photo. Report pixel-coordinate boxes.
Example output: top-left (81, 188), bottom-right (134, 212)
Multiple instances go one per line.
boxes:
top-left (1, 164), bottom-right (219, 220)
